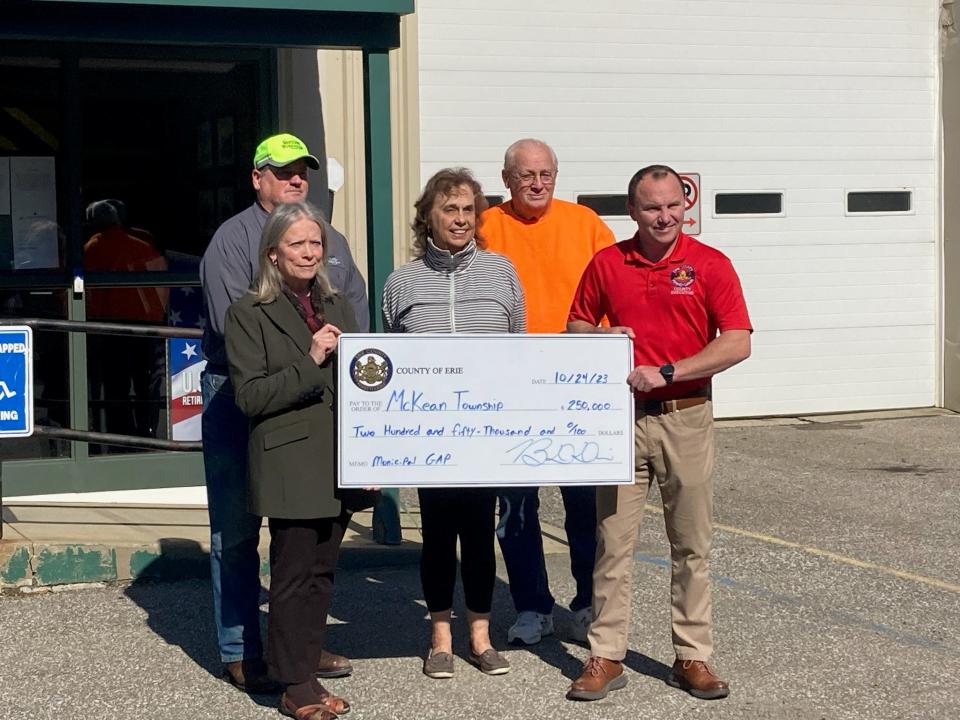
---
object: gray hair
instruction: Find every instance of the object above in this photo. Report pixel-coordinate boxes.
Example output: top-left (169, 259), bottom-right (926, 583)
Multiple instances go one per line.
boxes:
top-left (253, 201), bottom-right (337, 303)
top-left (85, 199), bottom-right (128, 230)
top-left (503, 138), bottom-right (558, 173)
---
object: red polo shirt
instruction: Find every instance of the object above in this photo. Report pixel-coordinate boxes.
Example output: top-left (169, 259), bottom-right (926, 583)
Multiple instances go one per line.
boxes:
top-left (568, 231), bottom-right (752, 400)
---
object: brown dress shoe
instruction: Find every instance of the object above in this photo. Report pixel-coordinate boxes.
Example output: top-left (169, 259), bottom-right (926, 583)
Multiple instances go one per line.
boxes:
top-left (566, 656), bottom-right (627, 701)
top-left (316, 649), bottom-right (353, 679)
top-left (223, 658), bottom-right (279, 694)
top-left (667, 659), bottom-right (730, 700)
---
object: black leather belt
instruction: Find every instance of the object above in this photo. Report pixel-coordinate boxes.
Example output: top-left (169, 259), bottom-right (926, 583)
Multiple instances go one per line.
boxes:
top-left (637, 389), bottom-right (710, 416)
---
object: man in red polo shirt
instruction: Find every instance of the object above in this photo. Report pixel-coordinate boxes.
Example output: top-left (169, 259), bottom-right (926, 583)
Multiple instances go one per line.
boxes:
top-left (565, 165), bottom-right (752, 702)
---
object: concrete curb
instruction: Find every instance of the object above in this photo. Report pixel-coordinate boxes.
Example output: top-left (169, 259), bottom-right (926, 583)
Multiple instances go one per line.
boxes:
top-left (1, 506), bottom-right (570, 591)
top-left (0, 507), bottom-right (424, 591)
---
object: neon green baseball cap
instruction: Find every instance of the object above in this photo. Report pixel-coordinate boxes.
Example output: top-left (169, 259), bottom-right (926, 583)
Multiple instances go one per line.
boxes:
top-left (253, 133), bottom-right (320, 170)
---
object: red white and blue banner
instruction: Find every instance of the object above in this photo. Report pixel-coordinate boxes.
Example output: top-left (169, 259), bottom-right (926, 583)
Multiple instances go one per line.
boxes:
top-left (168, 338), bottom-right (205, 441)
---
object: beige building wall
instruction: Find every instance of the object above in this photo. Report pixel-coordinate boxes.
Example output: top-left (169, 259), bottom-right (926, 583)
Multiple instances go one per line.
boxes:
top-left (316, 14), bottom-right (421, 282)
top-left (944, 2), bottom-right (960, 411)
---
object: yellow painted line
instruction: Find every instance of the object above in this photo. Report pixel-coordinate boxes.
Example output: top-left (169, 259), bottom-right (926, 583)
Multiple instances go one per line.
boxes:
top-left (643, 504), bottom-right (960, 594)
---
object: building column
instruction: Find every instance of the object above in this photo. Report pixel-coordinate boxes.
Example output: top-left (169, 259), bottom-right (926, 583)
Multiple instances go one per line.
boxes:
top-left (362, 48), bottom-right (394, 333)
top-left (362, 47), bottom-right (401, 544)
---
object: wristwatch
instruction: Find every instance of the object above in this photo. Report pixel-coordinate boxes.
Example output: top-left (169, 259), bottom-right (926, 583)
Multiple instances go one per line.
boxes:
top-left (659, 363), bottom-right (675, 385)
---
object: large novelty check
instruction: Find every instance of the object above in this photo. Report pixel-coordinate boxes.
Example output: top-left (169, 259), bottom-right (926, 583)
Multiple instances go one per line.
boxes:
top-left (337, 334), bottom-right (635, 489)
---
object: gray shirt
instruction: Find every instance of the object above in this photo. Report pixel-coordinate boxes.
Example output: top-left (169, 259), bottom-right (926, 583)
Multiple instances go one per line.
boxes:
top-left (382, 239), bottom-right (526, 335)
top-left (200, 202), bottom-right (369, 367)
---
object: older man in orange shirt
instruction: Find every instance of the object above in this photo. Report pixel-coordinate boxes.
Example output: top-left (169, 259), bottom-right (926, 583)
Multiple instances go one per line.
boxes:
top-left (483, 138), bottom-right (615, 645)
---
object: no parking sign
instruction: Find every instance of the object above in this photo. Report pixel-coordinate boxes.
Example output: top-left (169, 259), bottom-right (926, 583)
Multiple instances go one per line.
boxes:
top-left (0, 326), bottom-right (33, 438)
top-left (679, 173), bottom-right (701, 235)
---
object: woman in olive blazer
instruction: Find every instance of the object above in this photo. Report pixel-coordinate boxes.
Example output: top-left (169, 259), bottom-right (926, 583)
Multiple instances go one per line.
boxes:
top-left (225, 201), bottom-right (357, 720)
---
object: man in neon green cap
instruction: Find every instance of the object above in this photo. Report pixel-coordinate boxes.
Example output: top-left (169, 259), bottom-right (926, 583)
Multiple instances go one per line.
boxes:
top-left (200, 132), bottom-right (366, 693)
top-left (251, 133), bottom-right (320, 209)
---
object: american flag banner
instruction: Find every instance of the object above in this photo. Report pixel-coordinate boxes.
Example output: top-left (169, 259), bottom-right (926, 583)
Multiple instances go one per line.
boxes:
top-left (168, 337), bottom-right (205, 441)
top-left (166, 264), bottom-right (206, 442)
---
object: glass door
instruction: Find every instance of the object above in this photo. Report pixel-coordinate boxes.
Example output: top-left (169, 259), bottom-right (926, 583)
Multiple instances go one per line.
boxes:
top-left (0, 43), bottom-right (272, 495)
top-left (0, 54), bottom-right (71, 462)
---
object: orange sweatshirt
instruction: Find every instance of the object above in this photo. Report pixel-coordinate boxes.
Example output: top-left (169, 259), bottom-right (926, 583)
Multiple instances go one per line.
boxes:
top-left (482, 198), bottom-right (615, 333)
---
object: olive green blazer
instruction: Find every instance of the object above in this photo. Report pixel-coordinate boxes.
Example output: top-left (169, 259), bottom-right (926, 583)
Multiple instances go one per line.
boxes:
top-left (224, 290), bottom-right (357, 519)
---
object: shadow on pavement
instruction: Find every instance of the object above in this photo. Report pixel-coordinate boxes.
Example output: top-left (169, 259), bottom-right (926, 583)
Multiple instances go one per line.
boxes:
top-left (121, 540), bottom-right (267, 686)
top-left (325, 562), bottom-right (525, 664)
top-left (122, 538), bottom-right (279, 707)
top-left (123, 539), bottom-right (609, 699)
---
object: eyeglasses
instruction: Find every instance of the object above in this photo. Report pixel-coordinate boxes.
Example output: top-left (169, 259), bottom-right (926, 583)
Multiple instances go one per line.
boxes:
top-left (266, 165), bottom-right (309, 181)
top-left (511, 170), bottom-right (557, 186)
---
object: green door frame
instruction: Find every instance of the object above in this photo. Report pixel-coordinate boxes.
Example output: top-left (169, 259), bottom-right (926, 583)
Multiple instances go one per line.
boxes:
top-left (0, 0), bottom-right (411, 496)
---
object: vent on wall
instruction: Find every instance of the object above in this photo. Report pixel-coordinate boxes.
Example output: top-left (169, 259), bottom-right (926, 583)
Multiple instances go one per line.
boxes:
top-left (846, 190), bottom-right (911, 214)
top-left (714, 192), bottom-right (783, 215)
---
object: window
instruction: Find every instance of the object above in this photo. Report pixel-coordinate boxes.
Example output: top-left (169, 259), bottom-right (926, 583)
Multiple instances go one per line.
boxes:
top-left (846, 190), bottom-right (912, 214)
top-left (484, 195), bottom-right (504, 207)
top-left (576, 194), bottom-right (628, 216)
top-left (714, 192), bottom-right (783, 216)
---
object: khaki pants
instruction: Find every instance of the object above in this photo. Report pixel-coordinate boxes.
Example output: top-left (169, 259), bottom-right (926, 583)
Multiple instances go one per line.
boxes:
top-left (587, 400), bottom-right (716, 662)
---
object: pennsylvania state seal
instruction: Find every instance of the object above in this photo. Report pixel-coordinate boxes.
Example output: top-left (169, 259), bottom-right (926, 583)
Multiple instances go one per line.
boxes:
top-left (350, 349), bottom-right (393, 391)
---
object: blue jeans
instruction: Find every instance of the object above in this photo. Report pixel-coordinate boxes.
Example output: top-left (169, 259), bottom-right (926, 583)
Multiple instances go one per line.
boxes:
top-left (496, 485), bottom-right (597, 614)
top-left (202, 370), bottom-right (264, 663)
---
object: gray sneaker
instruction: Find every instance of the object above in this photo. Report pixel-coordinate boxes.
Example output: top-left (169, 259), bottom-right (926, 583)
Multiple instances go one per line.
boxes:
top-left (423, 650), bottom-right (454, 679)
top-left (568, 607), bottom-right (593, 643)
top-left (507, 611), bottom-right (554, 645)
top-left (468, 648), bottom-right (511, 676)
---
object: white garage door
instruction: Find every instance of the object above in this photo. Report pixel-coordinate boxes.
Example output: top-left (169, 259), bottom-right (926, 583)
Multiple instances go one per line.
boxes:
top-left (417, 0), bottom-right (939, 417)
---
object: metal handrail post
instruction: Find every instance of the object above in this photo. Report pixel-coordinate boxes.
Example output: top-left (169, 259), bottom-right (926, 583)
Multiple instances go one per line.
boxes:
top-left (68, 293), bottom-right (89, 465)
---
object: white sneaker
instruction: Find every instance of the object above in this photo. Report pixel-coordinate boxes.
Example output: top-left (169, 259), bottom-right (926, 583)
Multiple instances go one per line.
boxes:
top-left (507, 611), bottom-right (554, 645)
top-left (568, 607), bottom-right (592, 643)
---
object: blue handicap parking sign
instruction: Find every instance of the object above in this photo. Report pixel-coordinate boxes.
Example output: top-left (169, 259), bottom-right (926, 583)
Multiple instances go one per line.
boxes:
top-left (0, 327), bottom-right (33, 438)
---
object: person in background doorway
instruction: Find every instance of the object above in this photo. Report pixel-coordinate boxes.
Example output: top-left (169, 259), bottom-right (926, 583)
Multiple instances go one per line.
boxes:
top-left (482, 138), bottom-right (615, 645)
top-left (83, 198), bottom-right (168, 446)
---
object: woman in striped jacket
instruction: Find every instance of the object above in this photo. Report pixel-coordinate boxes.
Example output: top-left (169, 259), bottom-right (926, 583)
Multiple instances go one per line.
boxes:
top-left (382, 168), bottom-right (526, 679)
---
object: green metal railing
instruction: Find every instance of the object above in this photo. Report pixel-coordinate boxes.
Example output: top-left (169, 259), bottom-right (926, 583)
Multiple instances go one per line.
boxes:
top-left (0, 318), bottom-right (403, 545)
top-left (0, 318), bottom-right (205, 539)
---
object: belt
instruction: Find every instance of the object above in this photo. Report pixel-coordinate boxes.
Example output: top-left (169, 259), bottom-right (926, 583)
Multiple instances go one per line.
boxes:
top-left (637, 392), bottom-right (710, 417)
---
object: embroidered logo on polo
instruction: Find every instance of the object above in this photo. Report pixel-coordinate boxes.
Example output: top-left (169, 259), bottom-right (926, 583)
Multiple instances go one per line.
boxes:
top-left (350, 349), bottom-right (393, 391)
top-left (670, 264), bottom-right (696, 295)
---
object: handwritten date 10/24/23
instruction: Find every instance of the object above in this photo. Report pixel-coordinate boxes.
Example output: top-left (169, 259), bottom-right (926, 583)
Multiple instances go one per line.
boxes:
top-left (532, 372), bottom-right (609, 385)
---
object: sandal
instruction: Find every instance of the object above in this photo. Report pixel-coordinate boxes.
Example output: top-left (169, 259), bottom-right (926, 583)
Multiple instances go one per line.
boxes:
top-left (280, 691), bottom-right (349, 720)
top-left (316, 688), bottom-right (350, 716)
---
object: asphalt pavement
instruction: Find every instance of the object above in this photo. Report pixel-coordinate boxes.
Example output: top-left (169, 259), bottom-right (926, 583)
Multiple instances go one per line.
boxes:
top-left (2, 411), bottom-right (958, 720)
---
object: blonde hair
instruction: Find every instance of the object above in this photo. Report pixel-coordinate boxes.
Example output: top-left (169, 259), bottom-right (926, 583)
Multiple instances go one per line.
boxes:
top-left (254, 202), bottom-right (337, 303)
